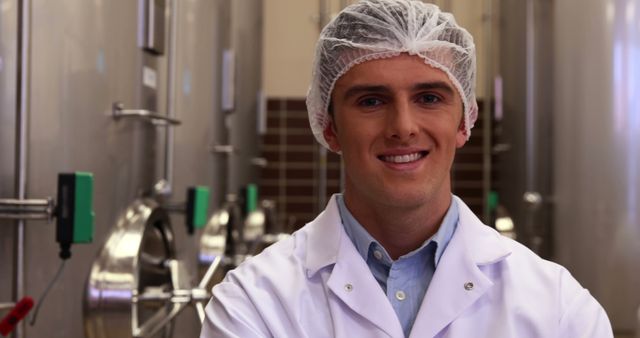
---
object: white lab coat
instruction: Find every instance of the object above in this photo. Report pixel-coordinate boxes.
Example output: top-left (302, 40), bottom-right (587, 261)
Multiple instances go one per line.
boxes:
top-left (201, 195), bottom-right (613, 338)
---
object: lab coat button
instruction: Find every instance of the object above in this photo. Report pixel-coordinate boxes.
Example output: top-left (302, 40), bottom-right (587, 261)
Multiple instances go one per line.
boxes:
top-left (373, 250), bottom-right (383, 260)
top-left (344, 283), bottom-right (353, 292)
top-left (395, 290), bottom-right (406, 301)
top-left (464, 282), bottom-right (474, 291)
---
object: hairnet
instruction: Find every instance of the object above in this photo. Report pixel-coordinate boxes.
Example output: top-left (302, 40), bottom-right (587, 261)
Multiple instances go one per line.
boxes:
top-left (306, 0), bottom-right (478, 149)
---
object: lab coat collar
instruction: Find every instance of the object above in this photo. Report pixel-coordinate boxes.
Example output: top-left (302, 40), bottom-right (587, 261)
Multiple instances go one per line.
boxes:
top-left (409, 196), bottom-right (512, 338)
top-left (453, 195), bottom-right (512, 265)
top-left (304, 195), bottom-right (511, 274)
top-left (304, 194), bottom-right (342, 277)
top-left (303, 194), bottom-right (513, 338)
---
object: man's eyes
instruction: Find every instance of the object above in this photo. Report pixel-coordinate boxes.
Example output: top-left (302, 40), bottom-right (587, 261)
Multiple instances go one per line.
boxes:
top-left (357, 97), bottom-right (384, 107)
top-left (417, 93), bottom-right (441, 104)
top-left (355, 93), bottom-right (443, 108)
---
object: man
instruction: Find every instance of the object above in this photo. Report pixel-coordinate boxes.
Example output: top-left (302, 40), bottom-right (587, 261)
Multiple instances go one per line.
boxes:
top-left (201, 1), bottom-right (613, 337)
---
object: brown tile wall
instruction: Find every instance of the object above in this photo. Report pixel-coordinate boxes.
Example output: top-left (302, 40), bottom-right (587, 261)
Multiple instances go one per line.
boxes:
top-left (260, 99), bottom-right (341, 232)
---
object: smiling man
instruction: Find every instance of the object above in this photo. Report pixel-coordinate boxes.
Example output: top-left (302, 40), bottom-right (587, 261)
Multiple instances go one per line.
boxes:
top-left (200, 1), bottom-right (613, 337)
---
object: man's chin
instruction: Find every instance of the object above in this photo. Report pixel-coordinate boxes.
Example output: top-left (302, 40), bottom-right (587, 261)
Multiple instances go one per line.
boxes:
top-left (377, 191), bottom-right (432, 209)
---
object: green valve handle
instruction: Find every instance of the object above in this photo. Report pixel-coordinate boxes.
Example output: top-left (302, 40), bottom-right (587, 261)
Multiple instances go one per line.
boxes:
top-left (56, 172), bottom-right (95, 259)
top-left (488, 191), bottom-right (499, 212)
top-left (186, 186), bottom-right (210, 234)
top-left (245, 184), bottom-right (258, 214)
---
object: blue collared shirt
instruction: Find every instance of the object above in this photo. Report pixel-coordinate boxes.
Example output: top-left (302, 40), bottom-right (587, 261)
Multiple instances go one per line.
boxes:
top-left (336, 194), bottom-right (459, 337)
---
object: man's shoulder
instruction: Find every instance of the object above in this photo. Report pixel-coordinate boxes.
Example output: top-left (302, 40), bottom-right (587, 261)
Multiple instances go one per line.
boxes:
top-left (223, 222), bottom-right (314, 285)
top-left (489, 231), bottom-right (572, 287)
top-left (487, 231), bottom-right (595, 308)
top-left (501, 234), bottom-right (564, 275)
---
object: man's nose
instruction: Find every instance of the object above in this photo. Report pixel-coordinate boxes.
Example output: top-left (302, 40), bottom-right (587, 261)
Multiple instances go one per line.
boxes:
top-left (385, 101), bottom-right (418, 141)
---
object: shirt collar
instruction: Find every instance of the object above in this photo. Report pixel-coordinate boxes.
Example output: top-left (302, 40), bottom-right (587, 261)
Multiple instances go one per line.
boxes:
top-left (303, 194), bottom-right (511, 277)
top-left (336, 194), bottom-right (459, 267)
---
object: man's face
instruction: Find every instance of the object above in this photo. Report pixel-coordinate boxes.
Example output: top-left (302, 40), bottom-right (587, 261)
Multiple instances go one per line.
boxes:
top-left (324, 53), bottom-right (466, 210)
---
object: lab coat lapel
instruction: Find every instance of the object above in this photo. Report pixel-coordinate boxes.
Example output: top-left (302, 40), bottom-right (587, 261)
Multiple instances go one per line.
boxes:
top-left (409, 197), bottom-right (511, 338)
top-left (327, 225), bottom-right (404, 338)
top-left (305, 195), bottom-right (403, 337)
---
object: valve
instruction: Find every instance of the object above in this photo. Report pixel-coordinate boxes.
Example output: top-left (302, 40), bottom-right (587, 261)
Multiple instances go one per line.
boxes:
top-left (0, 297), bottom-right (34, 336)
top-left (0, 172), bottom-right (95, 327)
top-left (186, 186), bottom-right (210, 235)
top-left (162, 186), bottom-right (211, 235)
top-left (56, 172), bottom-right (95, 258)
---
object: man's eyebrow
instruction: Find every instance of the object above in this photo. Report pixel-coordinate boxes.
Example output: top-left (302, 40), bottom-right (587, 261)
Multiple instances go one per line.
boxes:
top-left (341, 81), bottom-right (456, 101)
top-left (412, 81), bottom-right (456, 95)
top-left (342, 85), bottom-right (390, 100)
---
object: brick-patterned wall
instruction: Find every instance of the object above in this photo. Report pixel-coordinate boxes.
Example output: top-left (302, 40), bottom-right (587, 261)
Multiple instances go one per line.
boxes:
top-left (260, 99), bottom-right (341, 232)
top-left (261, 98), bottom-right (490, 231)
top-left (451, 100), bottom-right (488, 216)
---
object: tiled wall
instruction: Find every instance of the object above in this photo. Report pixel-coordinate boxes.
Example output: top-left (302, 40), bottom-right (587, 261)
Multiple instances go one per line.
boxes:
top-left (260, 99), bottom-right (341, 232)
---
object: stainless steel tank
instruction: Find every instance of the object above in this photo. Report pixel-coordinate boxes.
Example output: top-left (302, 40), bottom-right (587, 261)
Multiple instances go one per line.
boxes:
top-left (228, 0), bottom-right (265, 194)
top-left (16, 1), bottom-right (158, 337)
top-left (0, 0), bottom-right (18, 322)
top-left (553, 0), bottom-right (640, 334)
top-left (498, 0), bottom-right (640, 335)
top-left (0, 0), bottom-right (229, 337)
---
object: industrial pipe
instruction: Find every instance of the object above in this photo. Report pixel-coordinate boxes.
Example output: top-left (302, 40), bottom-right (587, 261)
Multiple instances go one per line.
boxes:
top-left (13, 0), bottom-right (31, 336)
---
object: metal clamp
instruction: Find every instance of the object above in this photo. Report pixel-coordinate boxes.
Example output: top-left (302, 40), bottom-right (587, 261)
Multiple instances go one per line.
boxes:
top-left (251, 157), bottom-right (268, 168)
top-left (112, 102), bottom-right (182, 126)
top-left (0, 198), bottom-right (54, 221)
top-left (210, 144), bottom-right (236, 155)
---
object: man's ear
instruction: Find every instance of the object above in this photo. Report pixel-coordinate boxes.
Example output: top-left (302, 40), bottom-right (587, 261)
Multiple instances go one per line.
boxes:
top-left (323, 120), bottom-right (341, 153)
top-left (455, 120), bottom-right (467, 148)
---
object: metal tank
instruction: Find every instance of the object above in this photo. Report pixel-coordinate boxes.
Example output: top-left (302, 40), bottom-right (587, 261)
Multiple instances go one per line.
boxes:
top-left (164, 0), bottom-right (230, 335)
top-left (0, 0), bottom-right (18, 327)
top-left (0, 0), bottom-right (230, 337)
top-left (553, 0), bottom-right (640, 334)
top-left (2, 1), bottom-right (158, 337)
top-left (227, 0), bottom-right (265, 194)
top-left (498, 0), bottom-right (640, 335)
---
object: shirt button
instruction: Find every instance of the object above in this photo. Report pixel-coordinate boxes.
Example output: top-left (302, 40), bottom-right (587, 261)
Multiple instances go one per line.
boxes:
top-left (395, 290), bottom-right (406, 301)
top-left (344, 283), bottom-right (353, 292)
top-left (373, 250), bottom-right (383, 260)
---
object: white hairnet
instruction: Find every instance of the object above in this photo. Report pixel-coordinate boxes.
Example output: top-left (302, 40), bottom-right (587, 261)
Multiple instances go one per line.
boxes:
top-left (306, 0), bottom-right (478, 149)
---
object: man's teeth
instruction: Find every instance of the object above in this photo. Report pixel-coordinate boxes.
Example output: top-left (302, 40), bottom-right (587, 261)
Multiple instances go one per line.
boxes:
top-left (382, 152), bottom-right (424, 163)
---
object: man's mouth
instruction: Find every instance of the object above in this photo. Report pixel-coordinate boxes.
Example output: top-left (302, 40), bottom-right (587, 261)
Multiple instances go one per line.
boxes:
top-left (378, 151), bottom-right (429, 164)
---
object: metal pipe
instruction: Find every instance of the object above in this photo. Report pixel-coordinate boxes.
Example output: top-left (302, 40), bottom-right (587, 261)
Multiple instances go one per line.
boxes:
top-left (317, 0), bottom-right (329, 212)
top-left (524, 0), bottom-right (539, 252)
top-left (0, 303), bottom-right (16, 311)
top-left (0, 198), bottom-right (53, 221)
top-left (112, 103), bottom-right (182, 125)
top-left (0, 199), bottom-right (49, 206)
top-left (198, 255), bottom-right (221, 289)
top-left (163, 0), bottom-right (178, 196)
top-left (0, 214), bottom-right (49, 220)
top-left (525, 0), bottom-right (535, 193)
top-left (14, 0), bottom-right (31, 336)
top-left (482, 0), bottom-right (494, 224)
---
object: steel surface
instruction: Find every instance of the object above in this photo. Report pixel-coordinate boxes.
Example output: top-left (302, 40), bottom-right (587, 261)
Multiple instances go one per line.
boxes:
top-left (499, 0), bottom-right (640, 334)
top-left (84, 198), bottom-right (175, 338)
top-left (553, 0), bottom-right (640, 332)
